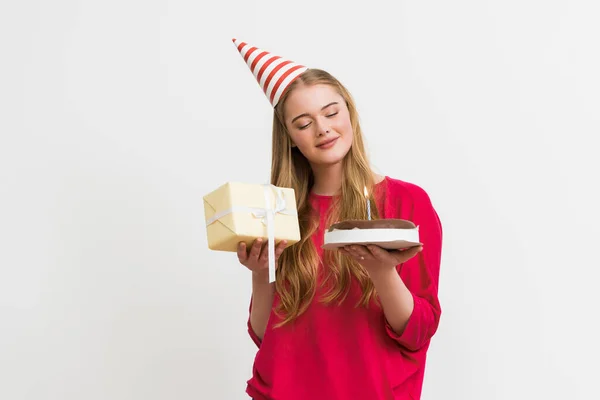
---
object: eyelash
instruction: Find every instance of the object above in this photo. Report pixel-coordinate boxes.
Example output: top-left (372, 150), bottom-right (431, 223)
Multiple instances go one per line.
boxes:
top-left (299, 112), bottom-right (338, 130)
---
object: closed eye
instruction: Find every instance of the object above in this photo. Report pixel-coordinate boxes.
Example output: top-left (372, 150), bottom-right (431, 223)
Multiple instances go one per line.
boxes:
top-left (298, 112), bottom-right (338, 130)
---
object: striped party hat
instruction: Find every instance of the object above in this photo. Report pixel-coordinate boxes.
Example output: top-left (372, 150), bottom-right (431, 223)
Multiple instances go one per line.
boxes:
top-left (232, 38), bottom-right (309, 107)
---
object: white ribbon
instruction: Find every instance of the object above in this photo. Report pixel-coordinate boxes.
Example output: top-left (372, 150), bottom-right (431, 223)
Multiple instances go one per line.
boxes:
top-left (205, 184), bottom-right (295, 283)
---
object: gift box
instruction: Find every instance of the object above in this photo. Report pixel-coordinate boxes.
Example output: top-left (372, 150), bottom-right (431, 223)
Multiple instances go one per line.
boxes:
top-left (203, 182), bottom-right (301, 281)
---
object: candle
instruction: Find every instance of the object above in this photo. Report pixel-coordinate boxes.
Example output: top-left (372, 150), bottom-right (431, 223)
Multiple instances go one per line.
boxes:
top-left (364, 186), bottom-right (371, 220)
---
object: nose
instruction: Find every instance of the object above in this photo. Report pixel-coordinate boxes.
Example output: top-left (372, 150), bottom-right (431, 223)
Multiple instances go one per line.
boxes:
top-left (315, 118), bottom-right (330, 136)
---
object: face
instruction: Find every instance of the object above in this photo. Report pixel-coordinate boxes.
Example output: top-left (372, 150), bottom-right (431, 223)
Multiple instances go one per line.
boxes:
top-left (283, 84), bottom-right (353, 167)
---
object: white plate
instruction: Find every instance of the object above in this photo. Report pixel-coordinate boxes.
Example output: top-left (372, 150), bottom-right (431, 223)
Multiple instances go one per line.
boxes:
top-left (322, 227), bottom-right (421, 250)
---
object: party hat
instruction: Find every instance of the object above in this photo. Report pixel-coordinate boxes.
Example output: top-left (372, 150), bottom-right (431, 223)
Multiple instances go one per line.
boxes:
top-left (232, 38), bottom-right (308, 107)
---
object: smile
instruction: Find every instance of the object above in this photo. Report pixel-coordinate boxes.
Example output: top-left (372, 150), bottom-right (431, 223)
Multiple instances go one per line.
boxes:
top-left (316, 137), bottom-right (339, 149)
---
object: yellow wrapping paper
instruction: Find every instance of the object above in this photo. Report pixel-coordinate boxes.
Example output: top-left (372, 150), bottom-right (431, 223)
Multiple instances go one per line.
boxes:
top-left (203, 182), bottom-right (301, 282)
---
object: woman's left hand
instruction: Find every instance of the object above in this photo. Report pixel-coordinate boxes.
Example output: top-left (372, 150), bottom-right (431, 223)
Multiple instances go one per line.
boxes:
top-left (339, 244), bottom-right (423, 275)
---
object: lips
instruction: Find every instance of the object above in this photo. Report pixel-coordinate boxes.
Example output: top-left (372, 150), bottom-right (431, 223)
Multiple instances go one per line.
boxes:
top-left (316, 137), bottom-right (339, 148)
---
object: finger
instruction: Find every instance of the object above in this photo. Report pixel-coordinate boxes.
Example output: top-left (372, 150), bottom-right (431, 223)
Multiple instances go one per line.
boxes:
top-left (338, 247), bottom-right (350, 256)
top-left (406, 245), bottom-right (423, 256)
top-left (249, 238), bottom-right (263, 261)
top-left (346, 245), bottom-right (368, 261)
top-left (259, 241), bottom-right (270, 261)
top-left (351, 245), bottom-right (370, 259)
top-left (275, 240), bottom-right (288, 259)
top-left (390, 245), bottom-right (422, 263)
top-left (366, 245), bottom-right (390, 261)
top-left (237, 242), bottom-right (248, 263)
top-left (344, 245), bottom-right (358, 257)
top-left (342, 248), bottom-right (363, 261)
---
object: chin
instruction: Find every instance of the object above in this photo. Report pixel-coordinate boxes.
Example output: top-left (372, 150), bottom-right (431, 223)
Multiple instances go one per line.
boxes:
top-left (314, 159), bottom-right (344, 167)
top-left (312, 150), bottom-right (350, 166)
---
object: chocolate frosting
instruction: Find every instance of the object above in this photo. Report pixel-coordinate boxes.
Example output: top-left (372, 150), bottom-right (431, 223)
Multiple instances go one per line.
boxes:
top-left (327, 219), bottom-right (416, 232)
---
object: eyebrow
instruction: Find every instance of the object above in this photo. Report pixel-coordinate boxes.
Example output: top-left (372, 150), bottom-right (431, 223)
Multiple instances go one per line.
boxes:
top-left (291, 102), bottom-right (338, 124)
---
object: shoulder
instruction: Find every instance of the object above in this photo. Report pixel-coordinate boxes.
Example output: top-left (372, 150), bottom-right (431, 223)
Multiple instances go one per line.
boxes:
top-left (383, 176), bottom-right (443, 239)
top-left (383, 176), bottom-right (434, 206)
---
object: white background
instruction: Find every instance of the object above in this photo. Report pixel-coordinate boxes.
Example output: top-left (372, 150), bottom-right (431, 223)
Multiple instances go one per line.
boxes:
top-left (1, 1), bottom-right (599, 399)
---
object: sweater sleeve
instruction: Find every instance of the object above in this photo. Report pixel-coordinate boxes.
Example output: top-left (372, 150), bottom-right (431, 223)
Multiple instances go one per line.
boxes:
top-left (385, 184), bottom-right (443, 352)
top-left (247, 298), bottom-right (262, 348)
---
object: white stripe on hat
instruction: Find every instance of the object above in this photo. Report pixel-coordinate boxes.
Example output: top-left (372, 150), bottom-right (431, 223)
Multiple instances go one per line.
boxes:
top-left (245, 48), bottom-right (264, 68)
top-left (265, 62), bottom-right (299, 101)
top-left (271, 66), bottom-right (308, 106)
top-left (251, 53), bottom-right (273, 81)
top-left (239, 44), bottom-right (252, 59)
top-left (259, 57), bottom-right (287, 92)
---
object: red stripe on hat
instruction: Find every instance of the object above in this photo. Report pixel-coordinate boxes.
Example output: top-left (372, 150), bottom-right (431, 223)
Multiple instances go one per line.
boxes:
top-left (243, 47), bottom-right (257, 62)
top-left (237, 42), bottom-right (247, 52)
top-left (270, 65), bottom-right (304, 103)
top-left (257, 56), bottom-right (281, 84)
top-left (264, 61), bottom-right (291, 94)
top-left (250, 51), bottom-right (268, 72)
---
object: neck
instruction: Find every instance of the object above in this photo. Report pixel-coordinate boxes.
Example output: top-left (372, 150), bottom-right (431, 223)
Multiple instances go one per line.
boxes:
top-left (309, 164), bottom-right (385, 197)
top-left (310, 162), bottom-right (344, 196)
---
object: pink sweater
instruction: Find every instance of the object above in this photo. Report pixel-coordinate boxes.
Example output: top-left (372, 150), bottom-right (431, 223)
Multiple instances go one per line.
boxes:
top-left (246, 176), bottom-right (443, 400)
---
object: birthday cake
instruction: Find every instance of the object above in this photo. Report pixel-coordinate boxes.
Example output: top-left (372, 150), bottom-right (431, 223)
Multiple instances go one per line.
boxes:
top-left (322, 219), bottom-right (421, 250)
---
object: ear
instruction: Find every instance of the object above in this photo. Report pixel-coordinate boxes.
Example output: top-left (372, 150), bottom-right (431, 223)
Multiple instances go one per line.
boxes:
top-left (291, 142), bottom-right (297, 148)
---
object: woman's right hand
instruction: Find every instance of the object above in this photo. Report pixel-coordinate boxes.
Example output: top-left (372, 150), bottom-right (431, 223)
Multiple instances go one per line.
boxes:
top-left (237, 238), bottom-right (288, 275)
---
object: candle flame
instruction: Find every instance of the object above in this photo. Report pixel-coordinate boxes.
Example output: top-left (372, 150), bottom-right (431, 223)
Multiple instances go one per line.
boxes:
top-left (364, 186), bottom-right (368, 197)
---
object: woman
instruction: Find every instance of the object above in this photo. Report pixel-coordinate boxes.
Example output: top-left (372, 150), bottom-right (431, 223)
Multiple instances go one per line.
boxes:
top-left (232, 39), bottom-right (443, 400)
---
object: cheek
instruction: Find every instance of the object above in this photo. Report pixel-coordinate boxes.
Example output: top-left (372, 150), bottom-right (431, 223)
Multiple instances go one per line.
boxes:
top-left (344, 120), bottom-right (353, 136)
top-left (336, 112), bottom-right (352, 133)
top-left (338, 115), bottom-right (353, 140)
top-left (290, 132), bottom-right (312, 151)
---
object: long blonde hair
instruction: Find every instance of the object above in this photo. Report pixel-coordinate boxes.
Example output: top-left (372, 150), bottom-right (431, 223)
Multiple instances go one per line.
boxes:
top-left (270, 68), bottom-right (380, 327)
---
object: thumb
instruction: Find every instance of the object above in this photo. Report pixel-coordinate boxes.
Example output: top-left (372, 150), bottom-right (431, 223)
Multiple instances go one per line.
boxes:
top-left (392, 245), bottom-right (422, 262)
